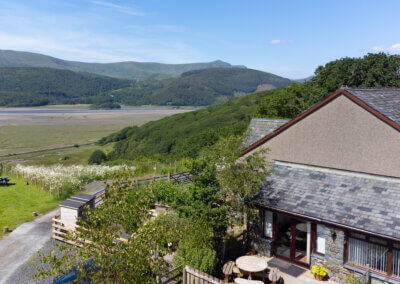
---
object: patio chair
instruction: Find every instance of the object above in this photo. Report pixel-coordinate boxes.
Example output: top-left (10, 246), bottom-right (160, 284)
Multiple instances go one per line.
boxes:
top-left (222, 261), bottom-right (235, 282)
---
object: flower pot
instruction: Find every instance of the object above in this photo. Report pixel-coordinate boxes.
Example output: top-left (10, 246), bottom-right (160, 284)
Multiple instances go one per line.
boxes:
top-left (314, 274), bottom-right (324, 281)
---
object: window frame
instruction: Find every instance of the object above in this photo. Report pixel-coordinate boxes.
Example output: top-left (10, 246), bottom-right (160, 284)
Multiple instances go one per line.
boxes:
top-left (261, 210), bottom-right (275, 239)
top-left (345, 231), bottom-right (400, 280)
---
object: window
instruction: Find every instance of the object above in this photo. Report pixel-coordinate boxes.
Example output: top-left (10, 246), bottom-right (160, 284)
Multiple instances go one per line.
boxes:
top-left (316, 224), bottom-right (326, 255)
top-left (346, 232), bottom-right (400, 279)
top-left (348, 237), bottom-right (387, 273)
top-left (264, 210), bottom-right (273, 238)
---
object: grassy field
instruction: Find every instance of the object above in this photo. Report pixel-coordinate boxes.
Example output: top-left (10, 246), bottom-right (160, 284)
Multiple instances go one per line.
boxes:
top-left (0, 175), bottom-right (60, 237)
top-left (0, 124), bottom-right (130, 155)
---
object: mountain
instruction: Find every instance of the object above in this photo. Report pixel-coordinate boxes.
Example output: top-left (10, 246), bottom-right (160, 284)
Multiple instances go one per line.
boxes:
top-left (0, 67), bottom-right (129, 106)
top-left (99, 89), bottom-right (275, 161)
top-left (108, 68), bottom-right (291, 106)
top-left (0, 50), bottom-right (242, 80)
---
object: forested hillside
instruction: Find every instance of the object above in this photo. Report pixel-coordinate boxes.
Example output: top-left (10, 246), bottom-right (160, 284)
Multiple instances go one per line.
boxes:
top-left (0, 50), bottom-right (241, 80)
top-left (0, 67), bottom-right (130, 106)
top-left (98, 89), bottom-right (272, 160)
top-left (101, 53), bottom-right (400, 161)
top-left (0, 66), bottom-right (290, 107)
top-left (109, 68), bottom-right (291, 106)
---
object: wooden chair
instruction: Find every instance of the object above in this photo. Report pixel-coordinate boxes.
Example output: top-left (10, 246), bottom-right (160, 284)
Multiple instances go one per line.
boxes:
top-left (222, 261), bottom-right (235, 282)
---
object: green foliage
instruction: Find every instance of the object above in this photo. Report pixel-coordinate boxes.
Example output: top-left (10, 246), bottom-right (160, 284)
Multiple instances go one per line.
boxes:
top-left (0, 67), bottom-right (129, 106)
top-left (108, 68), bottom-right (290, 106)
top-left (255, 53), bottom-right (400, 119)
top-left (89, 102), bottom-right (121, 109)
top-left (174, 221), bottom-right (217, 275)
top-left (101, 89), bottom-right (273, 161)
top-left (87, 150), bottom-right (107, 165)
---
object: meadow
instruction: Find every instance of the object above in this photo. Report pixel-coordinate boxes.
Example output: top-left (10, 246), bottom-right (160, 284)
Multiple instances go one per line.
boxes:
top-left (0, 175), bottom-right (61, 237)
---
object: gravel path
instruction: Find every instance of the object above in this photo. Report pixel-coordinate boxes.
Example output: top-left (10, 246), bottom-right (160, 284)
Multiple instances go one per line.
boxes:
top-left (5, 240), bottom-right (59, 284)
top-left (0, 208), bottom-right (59, 284)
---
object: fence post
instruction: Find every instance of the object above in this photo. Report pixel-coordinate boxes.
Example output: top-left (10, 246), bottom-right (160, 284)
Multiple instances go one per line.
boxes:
top-left (365, 264), bottom-right (370, 284)
top-left (182, 266), bottom-right (187, 284)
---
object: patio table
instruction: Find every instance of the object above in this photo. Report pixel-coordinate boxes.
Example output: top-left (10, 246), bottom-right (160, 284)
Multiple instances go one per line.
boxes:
top-left (235, 255), bottom-right (268, 280)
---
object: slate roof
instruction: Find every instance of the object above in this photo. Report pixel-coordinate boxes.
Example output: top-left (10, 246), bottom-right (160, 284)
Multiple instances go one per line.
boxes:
top-left (342, 87), bottom-right (400, 126)
top-left (245, 118), bottom-right (289, 147)
top-left (253, 161), bottom-right (400, 240)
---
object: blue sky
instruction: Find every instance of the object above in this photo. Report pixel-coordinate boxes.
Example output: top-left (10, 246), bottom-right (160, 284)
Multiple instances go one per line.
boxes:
top-left (0, 0), bottom-right (399, 78)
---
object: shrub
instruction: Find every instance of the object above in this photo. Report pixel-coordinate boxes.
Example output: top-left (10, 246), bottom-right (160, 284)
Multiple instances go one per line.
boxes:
top-left (88, 150), bottom-right (107, 165)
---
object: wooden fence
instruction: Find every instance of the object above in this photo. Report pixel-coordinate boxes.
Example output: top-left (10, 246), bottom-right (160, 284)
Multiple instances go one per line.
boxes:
top-left (182, 266), bottom-right (224, 284)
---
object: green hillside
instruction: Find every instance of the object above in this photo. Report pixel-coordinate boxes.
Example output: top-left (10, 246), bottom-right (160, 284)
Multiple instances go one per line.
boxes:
top-left (0, 50), bottom-right (241, 80)
top-left (0, 67), bottom-right (129, 106)
top-left (99, 89), bottom-right (273, 160)
top-left (109, 68), bottom-right (291, 106)
top-left (101, 52), bottom-right (400, 162)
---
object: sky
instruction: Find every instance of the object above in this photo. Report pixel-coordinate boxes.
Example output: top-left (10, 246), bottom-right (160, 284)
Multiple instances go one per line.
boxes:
top-left (0, 0), bottom-right (400, 79)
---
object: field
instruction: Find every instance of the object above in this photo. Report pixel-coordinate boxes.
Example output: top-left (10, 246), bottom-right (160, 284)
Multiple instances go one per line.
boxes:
top-left (0, 106), bottom-right (193, 164)
top-left (0, 175), bottom-right (60, 237)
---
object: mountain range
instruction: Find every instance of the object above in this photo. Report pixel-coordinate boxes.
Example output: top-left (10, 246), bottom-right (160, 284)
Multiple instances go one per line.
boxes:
top-left (0, 50), bottom-right (244, 80)
top-left (0, 50), bottom-right (292, 106)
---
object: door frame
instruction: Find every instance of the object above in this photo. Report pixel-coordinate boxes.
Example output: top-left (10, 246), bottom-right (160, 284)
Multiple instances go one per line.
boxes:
top-left (273, 215), bottom-right (311, 268)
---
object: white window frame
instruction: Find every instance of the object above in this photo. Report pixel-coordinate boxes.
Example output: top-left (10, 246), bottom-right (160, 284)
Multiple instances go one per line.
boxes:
top-left (263, 210), bottom-right (273, 238)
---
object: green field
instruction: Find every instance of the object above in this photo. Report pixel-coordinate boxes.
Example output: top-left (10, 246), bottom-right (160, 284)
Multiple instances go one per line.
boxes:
top-left (0, 124), bottom-right (130, 155)
top-left (0, 175), bottom-right (60, 237)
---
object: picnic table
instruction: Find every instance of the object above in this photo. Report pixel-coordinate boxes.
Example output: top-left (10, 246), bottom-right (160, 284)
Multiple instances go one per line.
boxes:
top-left (0, 176), bottom-right (10, 185)
top-left (236, 255), bottom-right (268, 280)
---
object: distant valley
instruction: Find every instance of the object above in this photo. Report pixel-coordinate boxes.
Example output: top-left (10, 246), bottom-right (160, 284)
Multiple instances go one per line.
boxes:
top-left (0, 50), bottom-right (291, 107)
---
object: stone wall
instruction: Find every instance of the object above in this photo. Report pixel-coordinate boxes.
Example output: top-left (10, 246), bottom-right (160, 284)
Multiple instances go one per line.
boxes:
top-left (311, 226), bottom-right (350, 283)
top-left (247, 211), bottom-right (274, 257)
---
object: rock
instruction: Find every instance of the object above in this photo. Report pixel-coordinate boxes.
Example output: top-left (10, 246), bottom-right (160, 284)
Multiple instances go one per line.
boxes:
top-left (32, 212), bottom-right (38, 217)
top-left (3, 226), bottom-right (9, 233)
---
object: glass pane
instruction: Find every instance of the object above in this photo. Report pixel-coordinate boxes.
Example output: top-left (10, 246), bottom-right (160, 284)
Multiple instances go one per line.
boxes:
top-left (347, 237), bottom-right (387, 273)
top-left (316, 224), bottom-right (326, 254)
top-left (295, 222), bottom-right (308, 263)
top-left (393, 249), bottom-right (400, 277)
top-left (276, 214), bottom-right (291, 258)
top-left (264, 211), bottom-right (273, 238)
top-left (369, 237), bottom-right (387, 246)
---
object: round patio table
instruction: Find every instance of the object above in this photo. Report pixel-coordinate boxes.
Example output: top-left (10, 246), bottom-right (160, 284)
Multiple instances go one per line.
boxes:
top-left (235, 255), bottom-right (268, 280)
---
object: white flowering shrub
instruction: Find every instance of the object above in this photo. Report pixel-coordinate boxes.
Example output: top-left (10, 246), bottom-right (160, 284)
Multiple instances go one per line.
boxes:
top-left (13, 164), bottom-right (135, 194)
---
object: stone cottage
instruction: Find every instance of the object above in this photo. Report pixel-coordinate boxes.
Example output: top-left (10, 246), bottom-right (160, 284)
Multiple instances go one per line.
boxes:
top-left (243, 87), bottom-right (400, 283)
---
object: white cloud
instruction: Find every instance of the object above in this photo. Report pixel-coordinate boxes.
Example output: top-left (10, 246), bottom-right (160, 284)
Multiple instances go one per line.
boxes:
top-left (91, 0), bottom-right (146, 16)
top-left (0, 1), bottom-right (202, 64)
top-left (270, 39), bottom-right (282, 45)
top-left (371, 43), bottom-right (400, 53)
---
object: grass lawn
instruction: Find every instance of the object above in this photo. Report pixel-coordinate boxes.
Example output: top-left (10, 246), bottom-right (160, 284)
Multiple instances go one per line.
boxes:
top-left (0, 175), bottom-right (60, 237)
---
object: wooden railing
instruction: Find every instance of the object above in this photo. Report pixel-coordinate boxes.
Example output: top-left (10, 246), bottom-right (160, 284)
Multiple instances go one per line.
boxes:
top-left (182, 266), bottom-right (224, 284)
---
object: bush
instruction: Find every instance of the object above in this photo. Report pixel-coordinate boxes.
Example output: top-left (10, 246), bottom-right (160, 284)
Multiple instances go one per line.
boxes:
top-left (88, 150), bottom-right (107, 165)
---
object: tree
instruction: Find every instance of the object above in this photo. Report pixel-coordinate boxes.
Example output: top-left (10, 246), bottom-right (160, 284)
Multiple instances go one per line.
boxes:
top-left (255, 53), bottom-right (400, 119)
top-left (36, 175), bottom-right (183, 283)
top-left (88, 150), bottom-right (107, 165)
top-left (209, 134), bottom-right (270, 228)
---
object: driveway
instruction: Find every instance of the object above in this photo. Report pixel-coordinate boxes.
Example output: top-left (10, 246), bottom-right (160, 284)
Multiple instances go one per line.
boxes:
top-left (0, 208), bottom-right (59, 284)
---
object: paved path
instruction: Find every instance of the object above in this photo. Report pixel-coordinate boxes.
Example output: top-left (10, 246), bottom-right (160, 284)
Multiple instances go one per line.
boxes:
top-left (0, 208), bottom-right (59, 284)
